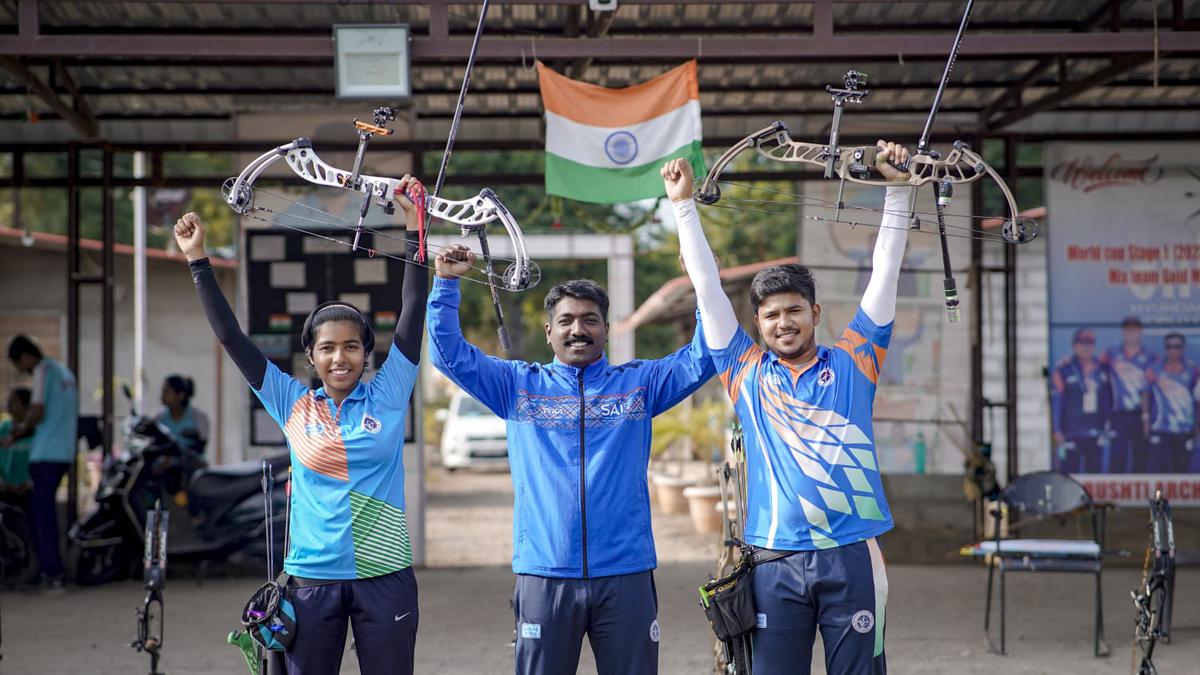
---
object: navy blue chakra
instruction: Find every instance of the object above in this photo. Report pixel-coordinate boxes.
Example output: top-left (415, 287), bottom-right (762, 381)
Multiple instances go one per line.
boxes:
top-left (604, 131), bottom-right (639, 165)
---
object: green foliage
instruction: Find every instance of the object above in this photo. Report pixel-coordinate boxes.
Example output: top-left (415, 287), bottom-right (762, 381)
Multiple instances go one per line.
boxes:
top-left (650, 399), bottom-right (732, 462)
top-left (0, 151), bottom-right (237, 252)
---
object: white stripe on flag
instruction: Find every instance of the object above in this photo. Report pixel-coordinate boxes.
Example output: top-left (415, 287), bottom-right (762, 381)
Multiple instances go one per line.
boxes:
top-left (545, 100), bottom-right (702, 170)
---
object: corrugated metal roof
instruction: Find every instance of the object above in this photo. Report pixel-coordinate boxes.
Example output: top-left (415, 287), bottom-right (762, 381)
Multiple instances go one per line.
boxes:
top-left (0, 1), bottom-right (1194, 142)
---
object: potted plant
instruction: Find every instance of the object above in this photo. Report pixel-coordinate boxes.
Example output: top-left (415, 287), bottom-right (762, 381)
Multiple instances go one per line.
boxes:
top-left (649, 399), bottom-right (730, 521)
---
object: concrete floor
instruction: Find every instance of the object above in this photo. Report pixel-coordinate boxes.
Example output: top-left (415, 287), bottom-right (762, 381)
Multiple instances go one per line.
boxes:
top-left (2, 468), bottom-right (1197, 674)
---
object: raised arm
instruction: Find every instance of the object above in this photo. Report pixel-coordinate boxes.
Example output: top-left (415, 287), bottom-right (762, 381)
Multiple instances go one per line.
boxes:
top-left (426, 246), bottom-right (517, 418)
top-left (175, 212), bottom-right (269, 389)
top-left (860, 141), bottom-right (915, 326)
top-left (661, 158), bottom-right (739, 351)
top-left (392, 175), bottom-right (429, 364)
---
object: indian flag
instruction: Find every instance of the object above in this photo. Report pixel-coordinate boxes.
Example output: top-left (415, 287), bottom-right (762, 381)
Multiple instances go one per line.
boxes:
top-left (538, 60), bottom-right (706, 204)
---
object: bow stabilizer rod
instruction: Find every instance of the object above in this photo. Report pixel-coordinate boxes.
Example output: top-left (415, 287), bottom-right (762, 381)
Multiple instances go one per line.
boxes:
top-left (918, 0), bottom-right (975, 323)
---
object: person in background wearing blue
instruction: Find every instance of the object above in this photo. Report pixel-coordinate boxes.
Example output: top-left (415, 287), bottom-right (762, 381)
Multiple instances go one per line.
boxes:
top-left (0, 387), bottom-right (34, 499)
top-left (1143, 333), bottom-right (1200, 474)
top-left (1051, 328), bottom-right (1112, 474)
top-left (1100, 317), bottom-right (1155, 473)
top-left (427, 248), bottom-right (714, 675)
top-left (155, 374), bottom-right (210, 455)
top-left (3, 335), bottom-right (79, 591)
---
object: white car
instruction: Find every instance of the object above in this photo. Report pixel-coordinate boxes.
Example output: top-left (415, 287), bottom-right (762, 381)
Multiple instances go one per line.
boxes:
top-left (438, 391), bottom-right (509, 471)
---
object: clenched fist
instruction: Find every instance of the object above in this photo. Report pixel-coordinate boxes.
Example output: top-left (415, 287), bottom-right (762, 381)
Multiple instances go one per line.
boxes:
top-left (394, 174), bottom-right (424, 231)
top-left (174, 212), bottom-right (207, 262)
top-left (434, 244), bottom-right (475, 280)
top-left (660, 158), bottom-right (696, 203)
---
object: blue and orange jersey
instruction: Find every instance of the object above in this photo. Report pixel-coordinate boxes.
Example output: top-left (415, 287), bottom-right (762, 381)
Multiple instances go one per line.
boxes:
top-left (1146, 360), bottom-right (1200, 435)
top-left (713, 308), bottom-right (894, 551)
top-left (255, 342), bottom-right (417, 580)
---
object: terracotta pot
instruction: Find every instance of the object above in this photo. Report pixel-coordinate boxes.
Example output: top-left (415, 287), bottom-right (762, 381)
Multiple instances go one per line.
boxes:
top-left (683, 485), bottom-right (723, 533)
top-left (651, 473), bottom-right (698, 515)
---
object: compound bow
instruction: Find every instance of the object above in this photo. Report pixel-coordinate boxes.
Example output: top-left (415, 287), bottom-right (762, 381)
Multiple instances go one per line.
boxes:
top-left (223, 0), bottom-right (535, 351)
top-left (694, 0), bottom-right (1037, 322)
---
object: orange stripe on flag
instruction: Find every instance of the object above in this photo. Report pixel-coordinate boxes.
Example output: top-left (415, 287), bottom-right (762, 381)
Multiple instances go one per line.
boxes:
top-left (537, 60), bottom-right (699, 128)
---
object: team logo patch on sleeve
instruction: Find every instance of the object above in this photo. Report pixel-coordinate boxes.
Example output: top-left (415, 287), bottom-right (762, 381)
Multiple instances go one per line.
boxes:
top-left (362, 413), bottom-right (382, 434)
top-left (851, 609), bottom-right (874, 633)
top-left (520, 623), bottom-right (541, 639)
top-left (649, 619), bottom-right (660, 643)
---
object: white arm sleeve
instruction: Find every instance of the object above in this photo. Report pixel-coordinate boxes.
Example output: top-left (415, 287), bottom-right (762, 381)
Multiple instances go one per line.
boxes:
top-left (673, 199), bottom-right (739, 350)
top-left (860, 186), bottom-right (915, 326)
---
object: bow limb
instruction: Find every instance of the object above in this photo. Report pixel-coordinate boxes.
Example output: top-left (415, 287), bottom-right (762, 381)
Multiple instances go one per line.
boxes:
top-left (223, 138), bottom-right (402, 216)
top-left (428, 188), bottom-right (535, 292)
top-left (695, 121), bottom-right (796, 204)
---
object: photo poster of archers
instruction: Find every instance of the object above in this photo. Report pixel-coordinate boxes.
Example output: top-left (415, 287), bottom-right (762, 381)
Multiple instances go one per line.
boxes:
top-left (1045, 141), bottom-right (1200, 505)
top-left (798, 180), bottom-right (974, 477)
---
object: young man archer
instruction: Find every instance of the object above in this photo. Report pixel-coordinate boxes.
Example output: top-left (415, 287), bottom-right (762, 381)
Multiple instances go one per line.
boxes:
top-left (662, 143), bottom-right (913, 675)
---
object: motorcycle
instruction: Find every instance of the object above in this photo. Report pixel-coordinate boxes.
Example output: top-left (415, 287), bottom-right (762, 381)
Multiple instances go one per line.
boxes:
top-left (69, 409), bottom-right (288, 586)
top-left (0, 495), bottom-right (37, 587)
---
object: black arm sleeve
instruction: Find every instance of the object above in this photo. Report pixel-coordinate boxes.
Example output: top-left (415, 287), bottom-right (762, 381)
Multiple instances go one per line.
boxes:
top-left (190, 258), bottom-right (268, 389)
top-left (394, 231), bottom-right (429, 364)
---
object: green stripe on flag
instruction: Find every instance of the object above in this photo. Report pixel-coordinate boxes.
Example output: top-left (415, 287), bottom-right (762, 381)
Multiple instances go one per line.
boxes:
top-left (348, 490), bottom-right (413, 579)
top-left (545, 140), bottom-right (706, 204)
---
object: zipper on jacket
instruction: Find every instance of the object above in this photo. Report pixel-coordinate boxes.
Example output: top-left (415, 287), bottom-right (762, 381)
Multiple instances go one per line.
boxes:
top-left (577, 369), bottom-right (589, 579)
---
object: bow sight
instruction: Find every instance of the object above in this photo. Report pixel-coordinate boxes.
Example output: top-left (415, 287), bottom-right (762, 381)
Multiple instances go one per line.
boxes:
top-left (823, 70), bottom-right (871, 180)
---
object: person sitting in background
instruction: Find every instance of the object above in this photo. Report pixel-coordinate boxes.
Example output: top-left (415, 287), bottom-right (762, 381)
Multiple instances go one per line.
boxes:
top-left (0, 387), bottom-right (33, 498)
top-left (155, 374), bottom-right (209, 455)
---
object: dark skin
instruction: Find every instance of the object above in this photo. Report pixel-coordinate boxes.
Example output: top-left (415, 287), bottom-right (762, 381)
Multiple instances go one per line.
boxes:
top-left (309, 320), bottom-right (367, 407)
top-left (543, 296), bottom-right (608, 368)
top-left (434, 245), bottom-right (609, 367)
top-left (3, 354), bottom-right (43, 445)
top-left (161, 383), bottom-right (188, 420)
top-left (754, 292), bottom-right (822, 366)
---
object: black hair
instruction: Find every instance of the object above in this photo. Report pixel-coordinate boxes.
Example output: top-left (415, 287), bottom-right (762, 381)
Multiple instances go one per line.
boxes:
top-left (7, 334), bottom-right (42, 363)
top-left (750, 264), bottom-right (816, 311)
top-left (300, 301), bottom-right (375, 355)
top-left (9, 387), bottom-right (31, 408)
top-left (1072, 328), bottom-right (1095, 344)
top-left (1164, 333), bottom-right (1186, 345)
top-left (163, 374), bottom-right (195, 406)
top-left (544, 280), bottom-right (609, 320)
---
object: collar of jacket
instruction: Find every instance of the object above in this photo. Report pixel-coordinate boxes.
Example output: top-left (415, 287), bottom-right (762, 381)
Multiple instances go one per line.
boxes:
top-left (550, 353), bottom-right (610, 381)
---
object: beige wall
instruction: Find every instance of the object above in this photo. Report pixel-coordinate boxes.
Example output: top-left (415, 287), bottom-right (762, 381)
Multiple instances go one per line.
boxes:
top-left (0, 243), bottom-right (248, 464)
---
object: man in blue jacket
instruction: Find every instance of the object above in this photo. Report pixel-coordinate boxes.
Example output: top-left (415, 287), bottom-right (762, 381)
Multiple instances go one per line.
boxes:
top-left (428, 247), bottom-right (714, 675)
